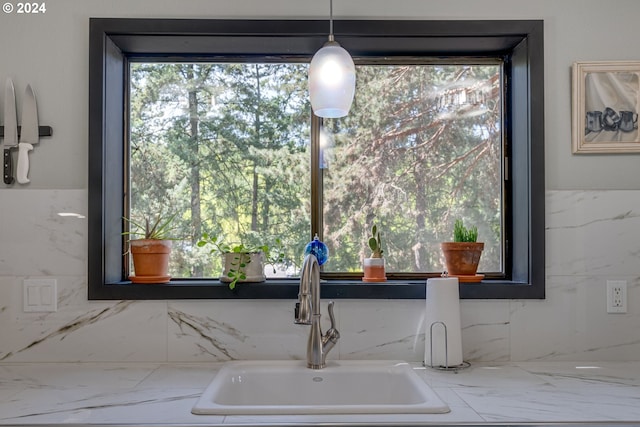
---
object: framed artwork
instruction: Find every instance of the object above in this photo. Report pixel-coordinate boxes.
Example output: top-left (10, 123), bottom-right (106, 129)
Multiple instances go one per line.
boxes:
top-left (572, 61), bottom-right (640, 153)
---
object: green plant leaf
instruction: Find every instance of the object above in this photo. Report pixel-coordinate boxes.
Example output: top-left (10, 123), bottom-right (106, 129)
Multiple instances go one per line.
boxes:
top-left (123, 213), bottom-right (180, 240)
top-left (368, 223), bottom-right (384, 256)
top-left (368, 237), bottom-right (378, 251)
top-left (197, 232), bottom-right (287, 290)
top-left (453, 219), bottom-right (478, 242)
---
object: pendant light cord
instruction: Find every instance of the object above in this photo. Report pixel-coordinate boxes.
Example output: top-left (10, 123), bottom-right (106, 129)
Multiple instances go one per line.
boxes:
top-left (328, 0), bottom-right (334, 42)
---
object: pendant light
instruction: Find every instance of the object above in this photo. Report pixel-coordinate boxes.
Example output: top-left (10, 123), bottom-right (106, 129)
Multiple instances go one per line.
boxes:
top-left (308, 0), bottom-right (356, 118)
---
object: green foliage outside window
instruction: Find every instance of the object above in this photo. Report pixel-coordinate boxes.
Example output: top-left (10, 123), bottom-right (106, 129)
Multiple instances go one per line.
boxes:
top-left (129, 61), bottom-right (502, 278)
top-left (322, 64), bottom-right (502, 274)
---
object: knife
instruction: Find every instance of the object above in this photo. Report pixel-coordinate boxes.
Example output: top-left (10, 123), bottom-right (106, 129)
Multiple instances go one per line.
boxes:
top-left (16, 84), bottom-right (39, 184)
top-left (3, 79), bottom-right (18, 185)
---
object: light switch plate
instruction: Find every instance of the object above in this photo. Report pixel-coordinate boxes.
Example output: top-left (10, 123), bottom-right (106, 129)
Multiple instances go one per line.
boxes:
top-left (23, 279), bottom-right (57, 312)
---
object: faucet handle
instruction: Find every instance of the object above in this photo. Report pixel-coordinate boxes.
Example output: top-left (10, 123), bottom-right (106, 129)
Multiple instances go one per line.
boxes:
top-left (323, 301), bottom-right (340, 351)
top-left (327, 301), bottom-right (337, 329)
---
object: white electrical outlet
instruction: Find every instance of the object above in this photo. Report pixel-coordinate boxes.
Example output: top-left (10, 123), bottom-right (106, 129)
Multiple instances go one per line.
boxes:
top-left (606, 280), bottom-right (627, 314)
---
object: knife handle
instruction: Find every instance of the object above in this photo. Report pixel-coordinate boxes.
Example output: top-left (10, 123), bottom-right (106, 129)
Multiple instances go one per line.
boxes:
top-left (3, 148), bottom-right (14, 185)
top-left (17, 143), bottom-right (33, 184)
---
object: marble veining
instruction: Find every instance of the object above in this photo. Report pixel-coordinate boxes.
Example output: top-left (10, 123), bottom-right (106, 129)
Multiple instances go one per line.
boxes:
top-left (2, 362), bottom-right (640, 425)
top-left (169, 309), bottom-right (247, 360)
top-left (2, 189), bottom-right (640, 363)
top-left (0, 302), bottom-right (134, 361)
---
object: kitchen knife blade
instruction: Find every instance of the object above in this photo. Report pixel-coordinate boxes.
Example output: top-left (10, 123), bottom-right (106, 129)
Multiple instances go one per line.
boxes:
top-left (3, 78), bottom-right (18, 185)
top-left (16, 84), bottom-right (39, 184)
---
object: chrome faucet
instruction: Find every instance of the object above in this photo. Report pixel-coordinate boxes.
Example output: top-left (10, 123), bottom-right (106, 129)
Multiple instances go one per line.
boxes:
top-left (294, 253), bottom-right (340, 369)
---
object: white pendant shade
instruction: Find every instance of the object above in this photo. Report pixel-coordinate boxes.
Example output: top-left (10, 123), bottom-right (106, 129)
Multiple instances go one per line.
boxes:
top-left (309, 41), bottom-right (356, 118)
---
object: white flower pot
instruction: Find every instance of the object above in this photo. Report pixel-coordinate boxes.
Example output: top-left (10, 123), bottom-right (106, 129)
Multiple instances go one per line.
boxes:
top-left (220, 252), bottom-right (266, 283)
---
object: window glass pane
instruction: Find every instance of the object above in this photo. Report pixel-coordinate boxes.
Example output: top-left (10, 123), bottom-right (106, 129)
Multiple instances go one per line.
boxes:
top-left (129, 63), bottom-right (311, 278)
top-left (322, 64), bottom-right (503, 274)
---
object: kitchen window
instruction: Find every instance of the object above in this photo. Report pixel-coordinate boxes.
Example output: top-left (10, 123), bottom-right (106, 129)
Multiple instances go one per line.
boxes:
top-left (88, 18), bottom-right (544, 300)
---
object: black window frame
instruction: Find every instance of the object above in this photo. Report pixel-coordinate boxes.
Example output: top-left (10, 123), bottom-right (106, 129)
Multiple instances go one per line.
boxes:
top-left (88, 18), bottom-right (544, 300)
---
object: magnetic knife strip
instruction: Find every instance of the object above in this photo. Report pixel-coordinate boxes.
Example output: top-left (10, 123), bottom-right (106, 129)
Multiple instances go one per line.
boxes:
top-left (0, 126), bottom-right (53, 138)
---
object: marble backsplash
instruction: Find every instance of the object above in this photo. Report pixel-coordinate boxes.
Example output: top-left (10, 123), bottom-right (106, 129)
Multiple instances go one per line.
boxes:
top-left (0, 189), bottom-right (639, 363)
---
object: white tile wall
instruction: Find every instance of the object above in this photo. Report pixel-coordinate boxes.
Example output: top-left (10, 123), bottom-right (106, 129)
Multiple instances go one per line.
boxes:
top-left (1, 189), bottom-right (639, 362)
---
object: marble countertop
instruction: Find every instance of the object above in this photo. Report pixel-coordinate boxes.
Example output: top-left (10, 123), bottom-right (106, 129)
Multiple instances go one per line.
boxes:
top-left (1, 361), bottom-right (640, 426)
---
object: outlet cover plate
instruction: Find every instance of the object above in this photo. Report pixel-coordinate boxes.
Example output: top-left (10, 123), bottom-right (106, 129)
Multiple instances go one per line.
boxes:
top-left (606, 280), bottom-right (627, 314)
top-left (23, 279), bottom-right (57, 312)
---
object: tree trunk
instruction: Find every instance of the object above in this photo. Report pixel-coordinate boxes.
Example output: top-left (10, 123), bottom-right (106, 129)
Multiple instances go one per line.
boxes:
top-left (187, 66), bottom-right (203, 276)
top-left (251, 161), bottom-right (259, 231)
top-left (413, 135), bottom-right (428, 271)
top-left (250, 64), bottom-right (262, 232)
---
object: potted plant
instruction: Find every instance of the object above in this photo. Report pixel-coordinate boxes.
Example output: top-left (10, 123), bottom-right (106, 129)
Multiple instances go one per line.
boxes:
top-left (197, 233), bottom-right (284, 290)
top-left (441, 219), bottom-right (484, 280)
top-left (363, 224), bottom-right (387, 282)
top-left (124, 213), bottom-right (178, 284)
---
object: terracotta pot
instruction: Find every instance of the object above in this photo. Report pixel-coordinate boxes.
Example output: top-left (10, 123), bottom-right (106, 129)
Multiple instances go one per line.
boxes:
top-left (441, 242), bottom-right (484, 276)
top-left (363, 257), bottom-right (387, 282)
top-left (130, 239), bottom-right (172, 284)
top-left (220, 252), bottom-right (266, 283)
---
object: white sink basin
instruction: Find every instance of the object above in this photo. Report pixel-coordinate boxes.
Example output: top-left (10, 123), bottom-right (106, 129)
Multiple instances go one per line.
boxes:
top-left (192, 360), bottom-right (450, 415)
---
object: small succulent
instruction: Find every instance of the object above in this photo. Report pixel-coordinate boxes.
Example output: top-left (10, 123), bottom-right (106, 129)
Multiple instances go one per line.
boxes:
top-left (453, 219), bottom-right (478, 243)
top-left (368, 224), bottom-right (384, 258)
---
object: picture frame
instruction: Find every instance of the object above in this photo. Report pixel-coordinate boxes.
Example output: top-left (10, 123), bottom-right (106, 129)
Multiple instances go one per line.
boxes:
top-left (572, 61), bottom-right (640, 154)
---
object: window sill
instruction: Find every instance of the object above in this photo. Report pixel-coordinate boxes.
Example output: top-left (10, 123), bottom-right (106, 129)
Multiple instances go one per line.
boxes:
top-left (90, 278), bottom-right (542, 300)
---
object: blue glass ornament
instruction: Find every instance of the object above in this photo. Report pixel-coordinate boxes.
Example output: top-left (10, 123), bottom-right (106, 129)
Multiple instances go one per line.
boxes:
top-left (304, 234), bottom-right (329, 266)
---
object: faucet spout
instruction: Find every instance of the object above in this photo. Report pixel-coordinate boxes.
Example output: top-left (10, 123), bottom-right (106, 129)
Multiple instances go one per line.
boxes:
top-left (294, 253), bottom-right (339, 369)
